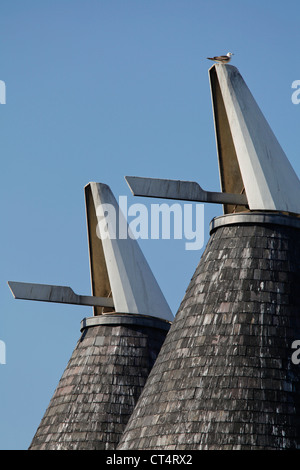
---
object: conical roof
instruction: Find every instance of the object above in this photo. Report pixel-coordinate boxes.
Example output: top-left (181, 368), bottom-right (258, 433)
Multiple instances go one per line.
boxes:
top-left (8, 182), bottom-right (173, 450)
top-left (118, 63), bottom-right (300, 450)
top-left (29, 314), bottom-right (170, 450)
top-left (118, 213), bottom-right (300, 450)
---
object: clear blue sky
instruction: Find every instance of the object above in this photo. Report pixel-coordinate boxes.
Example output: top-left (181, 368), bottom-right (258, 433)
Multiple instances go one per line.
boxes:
top-left (1, 0), bottom-right (299, 449)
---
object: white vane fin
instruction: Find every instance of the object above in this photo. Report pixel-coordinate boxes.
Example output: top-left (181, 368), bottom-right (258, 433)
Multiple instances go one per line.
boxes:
top-left (8, 281), bottom-right (114, 308)
top-left (85, 182), bottom-right (174, 322)
top-left (125, 176), bottom-right (248, 206)
top-left (210, 64), bottom-right (300, 215)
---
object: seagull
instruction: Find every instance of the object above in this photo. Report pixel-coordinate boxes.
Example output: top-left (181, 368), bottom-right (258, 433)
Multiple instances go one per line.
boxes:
top-left (207, 52), bottom-right (234, 64)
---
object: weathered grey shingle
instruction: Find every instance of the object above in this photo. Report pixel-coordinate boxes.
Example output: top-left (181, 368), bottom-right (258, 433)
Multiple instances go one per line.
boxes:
top-left (118, 215), bottom-right (300, 450)
top-left (29, 316), bottom-right (169, 450)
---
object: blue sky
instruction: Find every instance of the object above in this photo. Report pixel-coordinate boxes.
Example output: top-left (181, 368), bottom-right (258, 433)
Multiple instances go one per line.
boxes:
top-left (1, 0), bottom-right (299, 449)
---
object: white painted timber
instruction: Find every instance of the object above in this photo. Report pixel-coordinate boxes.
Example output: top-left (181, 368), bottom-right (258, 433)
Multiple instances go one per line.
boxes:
top-left (8, 281), bottom-right (114, 308)
top-left (211, 64), bottom-right (300, 214)
top-left (125, 176), bottom-right (248, 206)
top-left (86, 182), bottom-right (173, 322)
